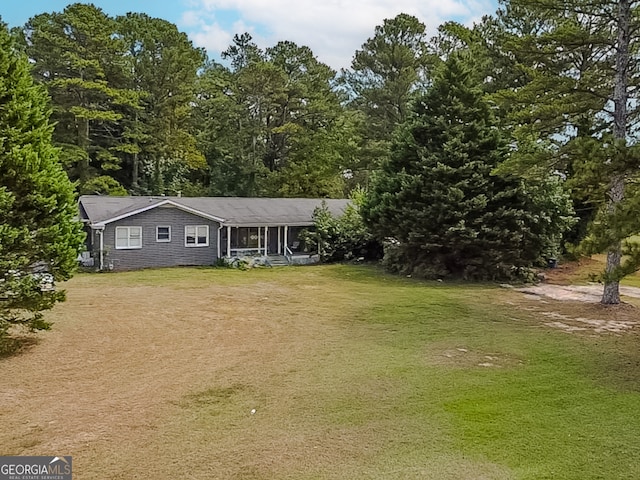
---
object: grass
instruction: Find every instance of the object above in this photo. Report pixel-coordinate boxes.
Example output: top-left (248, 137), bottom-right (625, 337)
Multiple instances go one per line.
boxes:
top-left (1, 264), bottom-right (640, 479)
top-left (550, 253), bottom-right (640, 288)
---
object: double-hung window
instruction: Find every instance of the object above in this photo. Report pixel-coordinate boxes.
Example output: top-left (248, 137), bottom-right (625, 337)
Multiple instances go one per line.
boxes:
top-left (115, 226), bottom-right (142, 249)
top-left (156, 226), bottom-right (171, 242)
top-left (185, 225), bottom-right (209, 247)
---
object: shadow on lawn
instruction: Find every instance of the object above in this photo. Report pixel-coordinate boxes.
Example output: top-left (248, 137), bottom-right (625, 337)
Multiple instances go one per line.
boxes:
top-left (0, 334), bottom-right (40, 359)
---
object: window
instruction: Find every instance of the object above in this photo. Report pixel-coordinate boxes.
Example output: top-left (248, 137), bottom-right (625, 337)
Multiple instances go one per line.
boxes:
top-left (236, 227), bottom-right (260, 248)
top-left (115, 226), bottom-right (142, 249)
top-left (156, 226), bottom-right (171, 242)
top-left (185, 225), bottom-right (209, 247)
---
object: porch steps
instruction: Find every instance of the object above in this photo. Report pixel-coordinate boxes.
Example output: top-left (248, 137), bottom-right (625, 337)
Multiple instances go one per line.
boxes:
top-left (267, 254), bottom-right (290, 266)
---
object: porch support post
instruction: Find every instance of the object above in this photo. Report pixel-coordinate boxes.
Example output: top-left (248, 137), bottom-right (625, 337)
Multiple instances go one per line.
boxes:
top-left (284, 225), bottom-right (288, 253)
top-left (226, 225), bottom-right (231, 258)
top-left (278, 227), bottom-right (282, 254)
top-left (264, 226), bottom-right (268, 255)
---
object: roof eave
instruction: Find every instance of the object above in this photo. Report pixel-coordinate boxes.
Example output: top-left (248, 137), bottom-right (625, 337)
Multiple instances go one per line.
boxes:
top-left (92, 199), bottom-right (226, 225)
top-left (223, 222), bottom-right (314, 228)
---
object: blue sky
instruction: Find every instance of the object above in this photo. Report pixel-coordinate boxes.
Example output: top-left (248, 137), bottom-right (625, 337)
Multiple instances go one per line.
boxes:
top-left (1, 0), bottom-right (499, 70)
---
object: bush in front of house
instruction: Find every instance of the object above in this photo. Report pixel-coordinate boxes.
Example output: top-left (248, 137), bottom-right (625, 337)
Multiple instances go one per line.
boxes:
top-left (302, 190), bottom-right (382, 263)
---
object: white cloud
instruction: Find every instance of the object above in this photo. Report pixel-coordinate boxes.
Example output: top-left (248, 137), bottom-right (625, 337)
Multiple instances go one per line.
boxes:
top-left (180, 0), bottom-right (497, 71)
top-left (180, 10), bottom-right (202, 28)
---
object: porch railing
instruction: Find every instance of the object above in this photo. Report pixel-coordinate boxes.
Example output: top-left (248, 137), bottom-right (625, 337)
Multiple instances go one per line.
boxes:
top-left (284, 245), bottom-right (293, 264)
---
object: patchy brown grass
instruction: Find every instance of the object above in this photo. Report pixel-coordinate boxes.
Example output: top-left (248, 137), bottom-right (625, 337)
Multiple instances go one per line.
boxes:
top-left (0, 268), bottom-right (368, 476)
top-left (544, 256), bottom-right (606, 285)
top-left (2, 265), bottom-right (639, 479)
top-left (0, 267), bottom-right (510, 479)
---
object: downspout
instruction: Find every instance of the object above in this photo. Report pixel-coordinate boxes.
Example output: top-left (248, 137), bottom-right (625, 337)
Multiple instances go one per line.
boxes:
top-left (217, 224), bottom-right (222, 261)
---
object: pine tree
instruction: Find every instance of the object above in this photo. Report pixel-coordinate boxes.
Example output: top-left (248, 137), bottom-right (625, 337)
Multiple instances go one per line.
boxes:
top-left (116, 13), bottom-right (206, 195)
top-left (0, 22), bottom-right (85, 350)
top-left (23, 4), bottom-right (137, 192)
top-left (492, 0), bottom-right (640, 304)
top-left (196, 35), bottom-right (350, 197)
top-left (363, 56), bottom-right (574, 280)
top-left (339, 14), bottom-right (433, 181)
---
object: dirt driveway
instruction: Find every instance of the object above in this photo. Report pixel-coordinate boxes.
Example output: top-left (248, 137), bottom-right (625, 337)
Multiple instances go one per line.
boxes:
top-left (510, 282), bottom-right (640, 334)
top-left (518, 283), bottom-right (640, 302)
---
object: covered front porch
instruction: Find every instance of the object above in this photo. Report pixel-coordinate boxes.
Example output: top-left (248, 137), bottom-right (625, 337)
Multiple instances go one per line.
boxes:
top-left (218, 225), bottom-right (312, 259)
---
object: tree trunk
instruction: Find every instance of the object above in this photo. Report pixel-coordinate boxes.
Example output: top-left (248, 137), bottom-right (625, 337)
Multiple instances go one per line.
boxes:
top-left (132, 151), bottom-right (139, 191)
top-left (132, 111), bottom-right (139, 191)
top-left (602, 0), bottom-right (630, 305)
top-left (602, 174), bottom-right (624, 304)
top-left (78, 116), bottom-right (90, 183)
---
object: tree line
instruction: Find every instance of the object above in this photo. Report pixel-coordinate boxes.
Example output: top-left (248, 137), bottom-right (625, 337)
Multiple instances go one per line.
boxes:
top-left (1, 0), bottom-right (639, 331)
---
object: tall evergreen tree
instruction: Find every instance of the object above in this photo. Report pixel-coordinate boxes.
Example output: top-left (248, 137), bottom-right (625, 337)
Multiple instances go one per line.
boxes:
top-left (363, 56), bottom-right (574, 280)
top-left (339, 14), bottom-right (433, 181)
top-left (23, 3), bottom-right (137, 192)
top-left (493, 0), bottom-right (640, 303)
top-left (196, 35), bottom-right (350, 197)
top-left (0, 22), bottom-right (84, 349)
top-left (116, 13), bottom-right (206, 195)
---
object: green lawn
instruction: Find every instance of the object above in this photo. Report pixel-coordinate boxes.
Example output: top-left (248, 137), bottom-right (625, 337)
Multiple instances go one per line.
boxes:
top-left (3, 264), bottom-right (640, 479)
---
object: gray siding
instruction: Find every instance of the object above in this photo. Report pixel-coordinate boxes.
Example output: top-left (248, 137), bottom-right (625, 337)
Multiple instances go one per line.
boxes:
top-left (102, 205), bottom-right (220, 270)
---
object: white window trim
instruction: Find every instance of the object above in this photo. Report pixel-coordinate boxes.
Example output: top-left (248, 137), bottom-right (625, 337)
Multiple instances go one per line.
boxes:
top-left (115, 226), bottom-right (142, 250)
top-left (156, 225), bottom-right (171, 243)
top-left (185, 225), bottom-right (209, 247)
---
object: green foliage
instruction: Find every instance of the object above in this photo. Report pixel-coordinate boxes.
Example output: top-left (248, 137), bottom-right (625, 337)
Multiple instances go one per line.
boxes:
top-left (363, 55), bottom-right (575, 280)
top-left (489, 0), bottom-right (640, 302)
top-left (302, 192), bottom-right (381, 263)
top-left (227, 256), bottom-right (271, 270)
top-left (577, 181), bottom-right (640, 283)
top-left (339, 14), bottom-right (434, 179)
top-left (116, 12), bottom-right (206, 195)
top-left (0, 23), bottom-right (85, 350)
top-left (23, 4), bottom-right (139, 187)
top-left (79, 175), bottom-right (128, 196)
top-left (19, 5), bottom-right (207, 196)
top-left (196, 35), bottom-right (349, 197)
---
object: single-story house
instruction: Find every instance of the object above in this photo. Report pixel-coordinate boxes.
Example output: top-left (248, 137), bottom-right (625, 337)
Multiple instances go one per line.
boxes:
top-left (78, 195), bottom-right (350, 271)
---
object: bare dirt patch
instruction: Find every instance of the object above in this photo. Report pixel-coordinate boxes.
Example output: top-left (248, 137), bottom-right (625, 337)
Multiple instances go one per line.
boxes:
top-left (542, 257), bottom-right (605, 285)
top-left (505, 282), bottom-right (640, 335)
top-left (518, 283), bottom-right (640, 302)
top-left (426, 345), bottom-right (523, 369)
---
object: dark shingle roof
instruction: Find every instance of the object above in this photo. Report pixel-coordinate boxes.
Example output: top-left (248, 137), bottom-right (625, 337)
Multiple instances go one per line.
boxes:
top-left (79, 195), bottom-right (351, 227)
